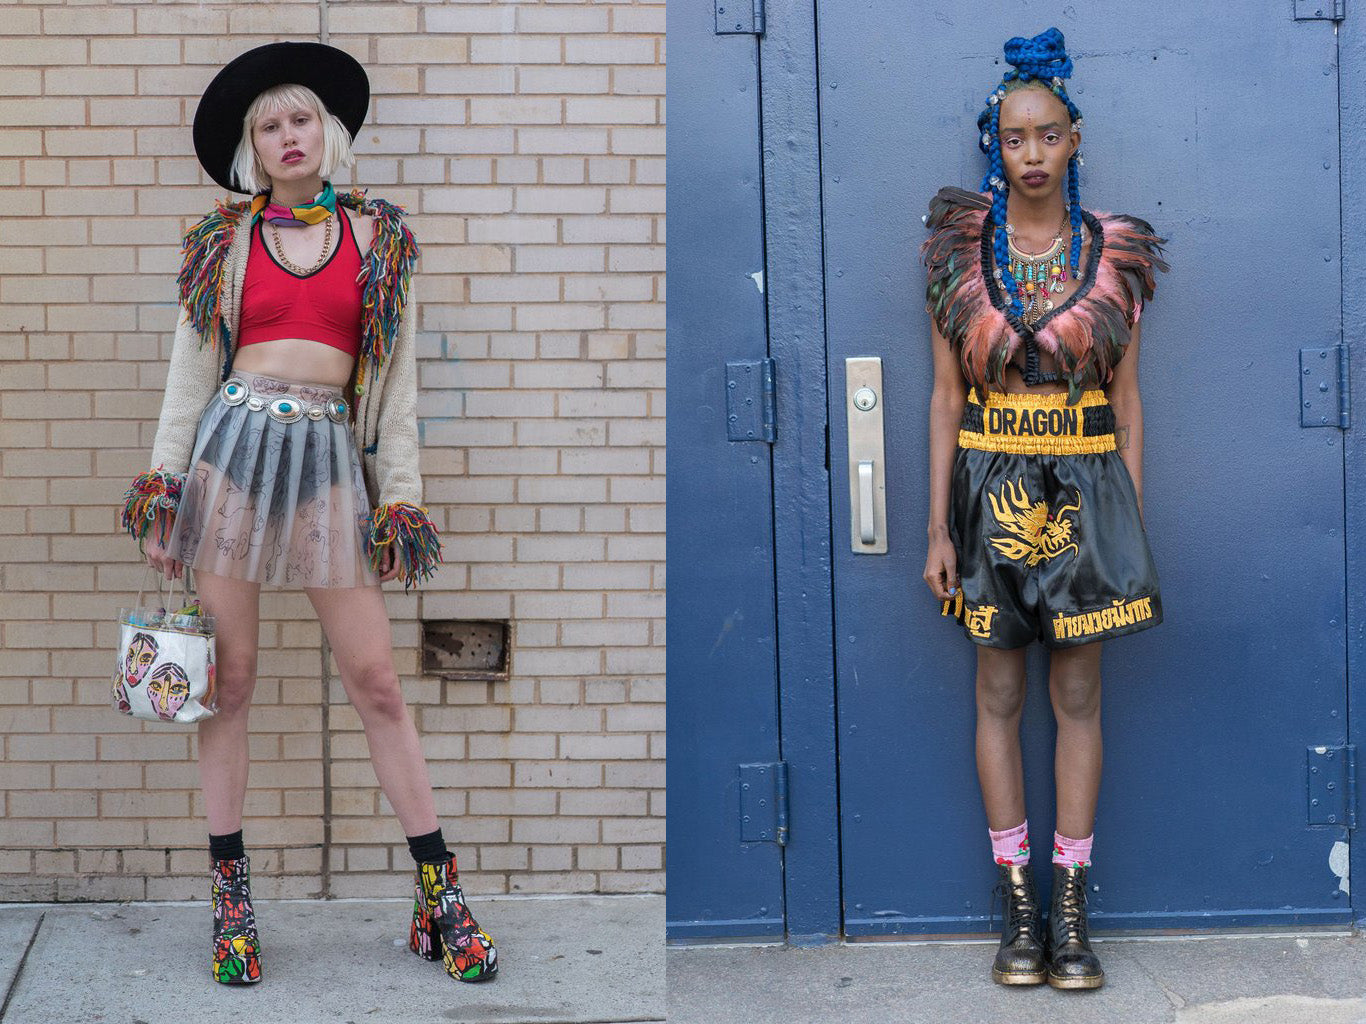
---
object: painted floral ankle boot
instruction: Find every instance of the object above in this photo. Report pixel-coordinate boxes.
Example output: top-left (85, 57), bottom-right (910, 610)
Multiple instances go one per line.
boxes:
top-left (409, 852), bottom-right (498, 982)
top-left (211, 855), bottom-right (262, 984)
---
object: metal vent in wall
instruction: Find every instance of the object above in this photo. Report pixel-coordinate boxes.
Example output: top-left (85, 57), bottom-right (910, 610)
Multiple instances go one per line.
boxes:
top-left (421, 620), bottom-right (511, 680)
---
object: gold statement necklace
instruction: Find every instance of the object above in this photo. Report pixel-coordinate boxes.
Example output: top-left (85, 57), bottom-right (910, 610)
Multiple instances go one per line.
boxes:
top-left (270, 213), bottom-right (334, 275)
top-left (1005, 216), bottom-right (1068, 326)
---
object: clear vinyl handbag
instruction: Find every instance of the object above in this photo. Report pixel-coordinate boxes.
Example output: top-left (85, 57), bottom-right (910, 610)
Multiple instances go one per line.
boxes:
top-left (112, 567), bottom-right (217, 723)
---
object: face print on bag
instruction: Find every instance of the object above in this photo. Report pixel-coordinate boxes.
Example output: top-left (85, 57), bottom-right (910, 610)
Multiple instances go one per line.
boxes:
top-left (111, 670), bottom-right (131, 713)
top-left (147, 662), bottom-right (191, 720)
top-left (124, 632), bottom-right (159, 687)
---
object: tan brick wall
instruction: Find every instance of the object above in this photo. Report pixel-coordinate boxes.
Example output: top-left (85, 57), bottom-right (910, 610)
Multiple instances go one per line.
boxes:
top-left (0, 0), bottom-right (664, 901)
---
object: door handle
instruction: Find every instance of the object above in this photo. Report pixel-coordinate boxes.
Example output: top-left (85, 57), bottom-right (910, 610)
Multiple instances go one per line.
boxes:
top-left (858, 460), bottom-right (876, 543)
top-left (845, 357), bottom-right (887, 553)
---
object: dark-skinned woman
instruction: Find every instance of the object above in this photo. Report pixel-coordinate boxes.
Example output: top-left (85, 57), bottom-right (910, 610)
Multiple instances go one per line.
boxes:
top-left (921, 28), bottom-right (1167, 990)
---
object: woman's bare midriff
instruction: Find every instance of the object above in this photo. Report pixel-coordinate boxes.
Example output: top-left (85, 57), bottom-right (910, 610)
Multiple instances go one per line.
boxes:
top-left (231, 337), bottom-right (356, 389)
top-left (1001, 360), bottom-right (1069, 397)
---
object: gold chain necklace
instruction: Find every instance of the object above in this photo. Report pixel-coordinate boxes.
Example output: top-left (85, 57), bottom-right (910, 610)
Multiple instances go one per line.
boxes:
top-left (269, 213), bottom-right (333, 275)
top-left (1005, 216), bottom-right (1069, 325)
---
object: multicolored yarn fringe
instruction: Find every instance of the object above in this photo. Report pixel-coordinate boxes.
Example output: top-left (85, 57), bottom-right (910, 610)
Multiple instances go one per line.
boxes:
top-left (176, 200), bottom-right (250, 352)
top-left (922, 186), bottom-right (1167, 403)
top-left (337, 190), bottom-right (421, 401)
top-left (121, 467), bottom-right (186, 555)
top-left (175, 192), bottom-right (418, 394)
top-left (362, 501), bottom-right (443, 592)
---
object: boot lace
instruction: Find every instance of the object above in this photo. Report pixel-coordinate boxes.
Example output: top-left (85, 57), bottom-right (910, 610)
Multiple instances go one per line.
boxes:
top-left (990, 871), bottom-right (1039, 940)
top-left (212, 862), bottom-right (256, 931)
top-left (1055, 868), bottom-right (1089, 944)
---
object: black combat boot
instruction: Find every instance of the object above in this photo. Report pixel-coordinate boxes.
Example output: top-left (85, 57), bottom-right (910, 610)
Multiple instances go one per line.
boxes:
top-left (991, 863), bottom-right (1046, 985)
top-left (1046, 862), bottom-right (1104, 989)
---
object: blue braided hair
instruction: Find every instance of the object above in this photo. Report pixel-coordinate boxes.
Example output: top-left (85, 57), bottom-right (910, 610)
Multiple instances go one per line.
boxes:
top-left (974, 27), bottom-right (1084, 318)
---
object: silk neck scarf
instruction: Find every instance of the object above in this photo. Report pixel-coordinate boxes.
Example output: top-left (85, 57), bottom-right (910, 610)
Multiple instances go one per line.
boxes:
top-left (250, 181), bottom-right (337, 228)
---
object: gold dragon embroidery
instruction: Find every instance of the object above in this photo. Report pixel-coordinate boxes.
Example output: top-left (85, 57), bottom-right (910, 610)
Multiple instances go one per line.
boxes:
top-left (987, 478), bottom-right (1081, 566)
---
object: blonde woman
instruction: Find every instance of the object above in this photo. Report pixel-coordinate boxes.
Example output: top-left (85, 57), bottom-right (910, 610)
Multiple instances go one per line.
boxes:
top-left (120, 41), bottom-right (497, 986)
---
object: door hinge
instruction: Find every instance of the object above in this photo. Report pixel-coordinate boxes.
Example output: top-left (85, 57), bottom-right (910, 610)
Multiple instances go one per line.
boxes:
top-left (726, 357), bottom-right (776, 442)
top-left (715, 0), bottom-right (765, 35)
top-left (739, 761), bottom-right (789, 844)
top-left (1299, 345), bottom-right (1350, 428)
top-left (1294, 0), bottom-right (1345, 20)
top-left (1307, 745), bottom-right (1356, 828)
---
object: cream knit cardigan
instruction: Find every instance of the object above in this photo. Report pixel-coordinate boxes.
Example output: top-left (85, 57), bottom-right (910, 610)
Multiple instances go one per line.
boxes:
top-left (149, 207), bottom-right (422, 512)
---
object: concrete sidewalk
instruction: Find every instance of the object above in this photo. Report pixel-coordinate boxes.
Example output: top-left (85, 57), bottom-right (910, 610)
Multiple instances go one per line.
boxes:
top-left (668, 932), bottom-right (1366, 1024)
top-left (0, 893), bottom-right (662, 1024)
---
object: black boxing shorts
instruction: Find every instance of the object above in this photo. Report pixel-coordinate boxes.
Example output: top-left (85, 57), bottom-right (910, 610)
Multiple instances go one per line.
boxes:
top-left (942, 388), bottom-right (1162, 650)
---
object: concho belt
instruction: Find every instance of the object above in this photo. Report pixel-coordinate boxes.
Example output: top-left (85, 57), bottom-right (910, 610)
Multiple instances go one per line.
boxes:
top-left (219, 377), bottom-right (349, 425)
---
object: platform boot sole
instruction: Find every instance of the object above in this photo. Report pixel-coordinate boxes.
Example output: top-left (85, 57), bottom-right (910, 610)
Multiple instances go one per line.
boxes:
top-left (1047, 968), bottom-right (1104, 990)
top-left (992, 965), bottom-right (1047, 985)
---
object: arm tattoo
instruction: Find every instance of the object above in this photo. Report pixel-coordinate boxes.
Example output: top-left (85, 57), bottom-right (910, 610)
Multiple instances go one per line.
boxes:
top-left (1115, 425), bottom-right (1130, 452)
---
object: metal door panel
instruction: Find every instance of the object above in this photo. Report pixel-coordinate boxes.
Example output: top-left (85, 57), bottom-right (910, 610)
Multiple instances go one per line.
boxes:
top-left (818, 6), bottom-right (1351, 933)
top-left (665, 5), bottom-right (785, 940)
top-left (1340, 10), bottom-right (1366, 931)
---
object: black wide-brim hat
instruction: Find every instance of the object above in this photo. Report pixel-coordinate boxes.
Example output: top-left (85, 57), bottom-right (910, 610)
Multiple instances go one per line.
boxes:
top-left (192, 41), bottom-right (369, 194)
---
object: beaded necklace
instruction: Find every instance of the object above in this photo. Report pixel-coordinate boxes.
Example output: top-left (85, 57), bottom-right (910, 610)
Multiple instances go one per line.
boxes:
top-left (1004, 216), bottom-right (1068, 326)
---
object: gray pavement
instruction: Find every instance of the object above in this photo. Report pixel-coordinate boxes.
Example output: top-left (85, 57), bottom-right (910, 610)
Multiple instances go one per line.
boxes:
top-left (0, 894), bottom-right (662, 1024)
top-left (668, 932), bottom-right (1366, 1024)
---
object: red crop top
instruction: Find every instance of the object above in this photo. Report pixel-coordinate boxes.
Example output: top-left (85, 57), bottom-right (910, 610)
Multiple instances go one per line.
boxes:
top-left (238, 209), bottom-right (364, 356)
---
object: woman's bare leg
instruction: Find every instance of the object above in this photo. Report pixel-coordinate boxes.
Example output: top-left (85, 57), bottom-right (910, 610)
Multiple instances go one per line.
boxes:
top-left (1048, 642), bottom-right (1103, 839)
top-left (194, 569), bottom-right (263, 836)
top-left (976, 645), bottom-right (1030, 830)
top-left (304, 582), bottom-right (438, 836)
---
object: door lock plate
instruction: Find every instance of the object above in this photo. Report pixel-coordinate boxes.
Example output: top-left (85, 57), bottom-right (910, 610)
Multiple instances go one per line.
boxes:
top-left (846, 357), bottom-right (888, 553)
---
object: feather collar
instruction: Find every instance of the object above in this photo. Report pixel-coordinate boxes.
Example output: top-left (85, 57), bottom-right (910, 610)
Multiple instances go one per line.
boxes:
top-left (922, 186), bottom-right (1167, 402)
top-left (175, 190), bottom-right (420, 380)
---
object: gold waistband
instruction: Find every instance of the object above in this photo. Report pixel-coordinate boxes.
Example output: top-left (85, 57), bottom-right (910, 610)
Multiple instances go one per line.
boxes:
top-left (958, 388), bottom-right (1115, 455)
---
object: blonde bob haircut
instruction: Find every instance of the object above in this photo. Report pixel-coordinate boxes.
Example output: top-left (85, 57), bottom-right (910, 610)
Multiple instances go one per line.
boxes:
top-left (229, 83), bottom-right (356, 195)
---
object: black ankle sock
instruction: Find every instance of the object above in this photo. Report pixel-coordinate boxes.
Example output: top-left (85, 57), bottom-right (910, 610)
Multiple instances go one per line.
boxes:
top-left (209, 830), bottom-right (245, 861)
top-left (406, 828), bottom-right (448, 864)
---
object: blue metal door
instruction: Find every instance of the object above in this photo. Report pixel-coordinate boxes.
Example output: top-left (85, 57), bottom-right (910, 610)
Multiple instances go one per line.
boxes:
top-left (819, 7), bottom-right (1354, 933)
top-left (665, 4), bottom-right (786, 940)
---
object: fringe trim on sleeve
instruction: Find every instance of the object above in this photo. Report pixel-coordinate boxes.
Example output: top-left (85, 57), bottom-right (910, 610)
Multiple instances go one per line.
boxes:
top-left (362, 501), bottom-right (444, 592)
top-left (337, 190), bottom-right (421, 399)
top-left (121, 467), bottom-right (185, 555)
top-left (175, 200), bottom-right (248, 351)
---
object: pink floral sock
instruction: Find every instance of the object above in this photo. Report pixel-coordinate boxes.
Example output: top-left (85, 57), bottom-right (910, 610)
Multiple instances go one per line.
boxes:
top-left (1052, 831), bottom-right (1094, 868)
top-left (988, 820), bottom-right (1030, 866)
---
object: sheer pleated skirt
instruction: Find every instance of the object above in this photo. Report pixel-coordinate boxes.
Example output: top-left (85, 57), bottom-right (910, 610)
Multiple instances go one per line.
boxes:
top-left (164, 373), bottom-right (379, 588)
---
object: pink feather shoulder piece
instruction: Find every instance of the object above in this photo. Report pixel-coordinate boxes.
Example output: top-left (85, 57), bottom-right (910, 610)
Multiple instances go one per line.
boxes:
top-left (922, 187), bottom-right (1168, 400)
top-left (921, 188), bottom-right (1018, 392)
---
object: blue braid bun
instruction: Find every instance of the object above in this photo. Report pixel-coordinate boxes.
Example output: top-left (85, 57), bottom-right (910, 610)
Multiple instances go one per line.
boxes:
top-left (1003, 27), bottom-right (1073, 81)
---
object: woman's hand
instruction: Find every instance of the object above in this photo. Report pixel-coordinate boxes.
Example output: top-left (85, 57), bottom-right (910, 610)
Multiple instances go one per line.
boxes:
top-left (376, 546), bottom-right (400, 584)
top-left (924, 531), bottom-right (960, 601)
top-left (144, 532), bottom-right (184, 582)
